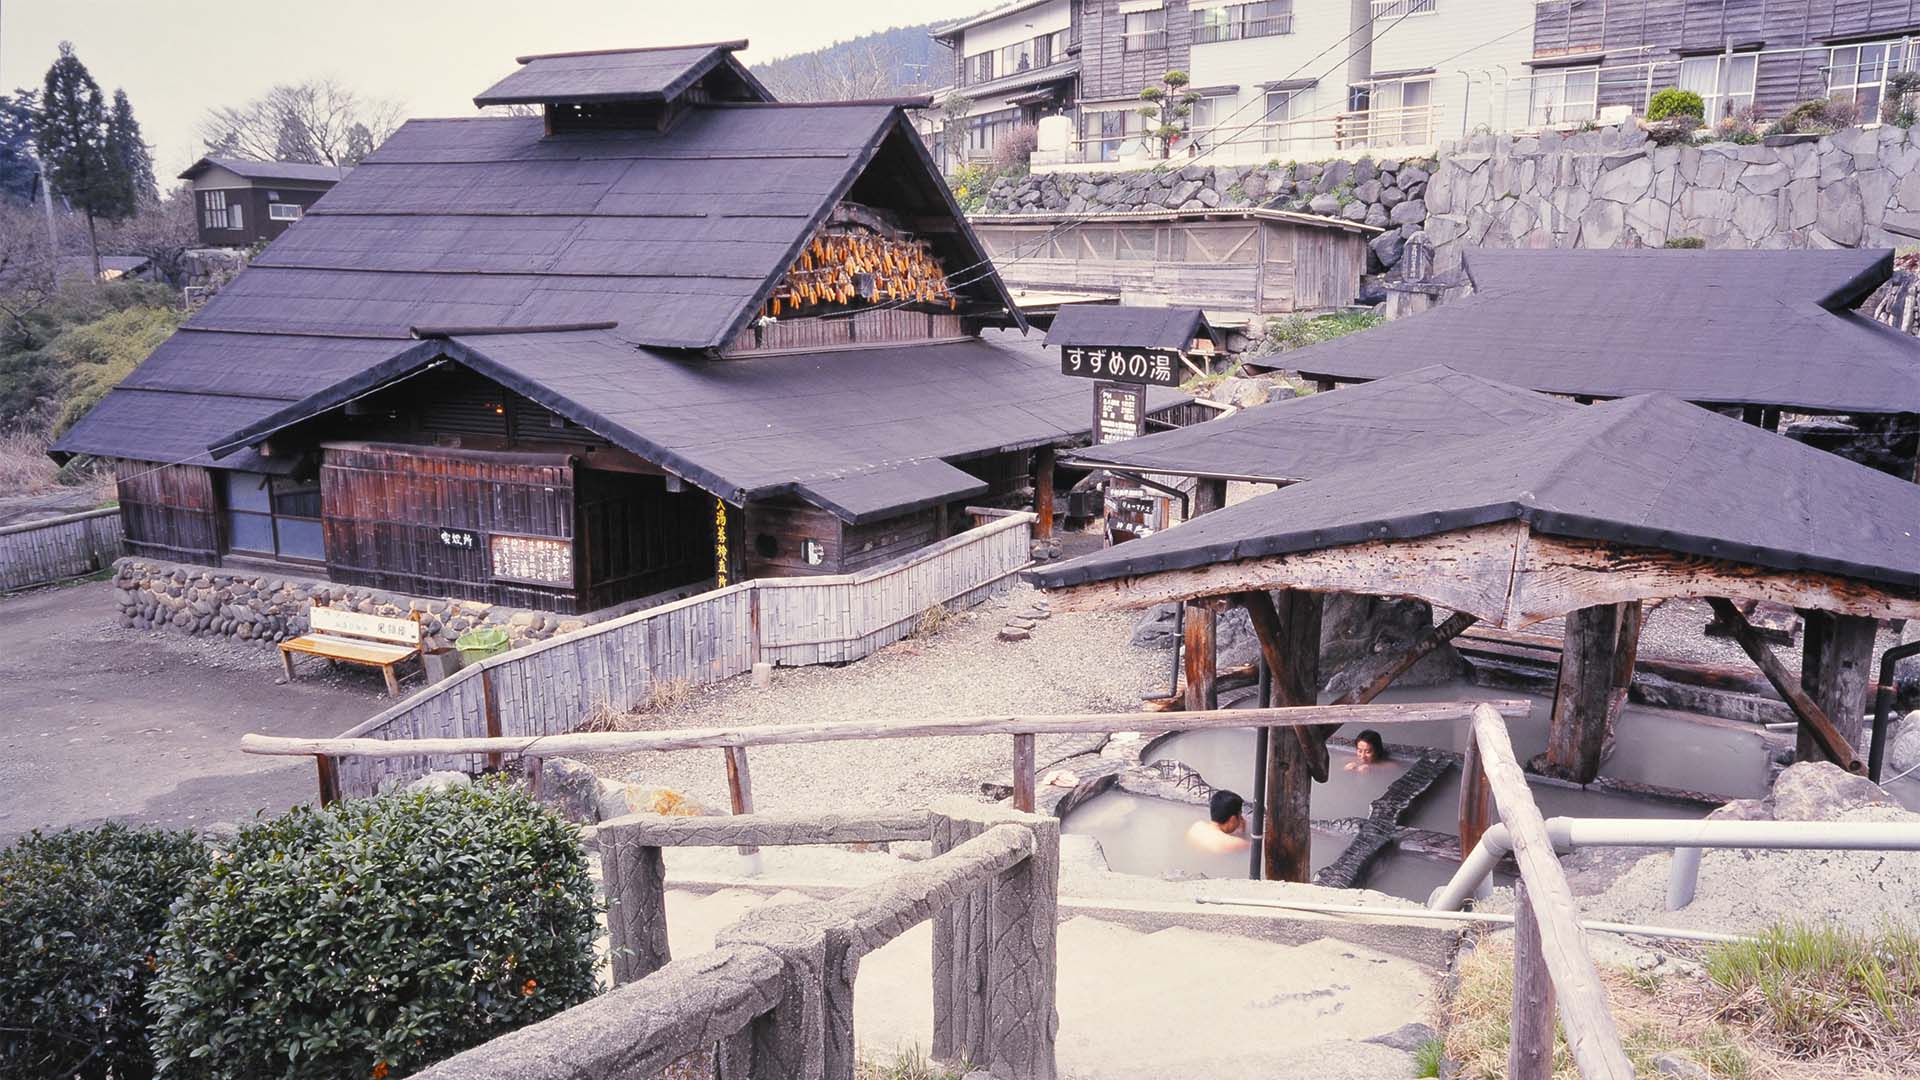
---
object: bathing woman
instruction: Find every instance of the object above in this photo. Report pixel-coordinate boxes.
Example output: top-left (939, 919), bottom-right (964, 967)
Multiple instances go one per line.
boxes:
top-left (1344, 730), bottom-right (1390, 771)
top-left (1187, 789), bottom-right (1251, 854)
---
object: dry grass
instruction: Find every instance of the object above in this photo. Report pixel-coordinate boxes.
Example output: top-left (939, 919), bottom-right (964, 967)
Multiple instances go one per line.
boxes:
top-left (0, 427), bottom-right (59, 494)
top-left (911, 601), bottom-right (955, 640)
top-left (854, 1045), bottom-right (967, 1080)
top-left (637, 677), bottom-right (694, 715)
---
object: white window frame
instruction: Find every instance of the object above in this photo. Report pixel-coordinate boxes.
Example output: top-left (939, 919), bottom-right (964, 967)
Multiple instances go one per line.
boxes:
top-left (1529, 65), bottom-right (1600, 127)
top-left (201, 189), bottom-right (229, 231)
top-left (1678, 53), bottom-right (1757, 121)
top-left (1123, 8), bottom-right (1168, 52)
top-left (1261, 90), bottom-right (1297, 153)
top-left (1188, 92), bottom-right (1239, 151)
top-left (1829, 38), bottom-right (1912, 117)
top-left (1193, 1), bottom-right (1294, 45)
top-left (227, 203), bottom-right (244, 231)
top-left (268, 202), bottom-right (303, 222)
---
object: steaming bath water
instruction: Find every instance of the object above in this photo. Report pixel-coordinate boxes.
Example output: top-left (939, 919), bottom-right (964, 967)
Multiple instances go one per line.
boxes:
top-left (1062, 789), bottom-right (1348, 880)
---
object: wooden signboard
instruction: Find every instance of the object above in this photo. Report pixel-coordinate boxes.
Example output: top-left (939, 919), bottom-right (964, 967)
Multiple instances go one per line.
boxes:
top-left (308, 605), bottom-right (422, 645)
top-left (490, 534), bottom-right (573, 586)
top-left (1105, 484), bottom-right (1171, 543)
top-left (1093, 382), bottom-right (1147, 445)
top-left (1061, 346), bottom-right (1183, 388)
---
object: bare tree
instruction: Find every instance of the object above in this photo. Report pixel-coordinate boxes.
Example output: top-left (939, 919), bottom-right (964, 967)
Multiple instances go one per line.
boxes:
top-left (756, 39), bottom-right (907, 102)
top-left (0, 202), bottom-right (59, 339)
top-left (196, 78), bottom-right (402, 166)
top-left (97, 186), bottom-right (197, 285)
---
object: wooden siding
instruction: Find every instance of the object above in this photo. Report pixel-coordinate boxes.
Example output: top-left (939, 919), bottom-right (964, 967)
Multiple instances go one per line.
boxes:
top-left (0, 507), bottom-right (124, 591)
top-left (575, 468), bottom-right (712, 612)
top-left (1079, 0), bottom-right (1195, 104)
top-left (330, 512), bottom-right (1035, 797)
top-left (116, 460), bottom-right (219, 563)
top-left (724, 310), bottom-right (967, 355)
top-left (741, 499), bottom-right (945, 577)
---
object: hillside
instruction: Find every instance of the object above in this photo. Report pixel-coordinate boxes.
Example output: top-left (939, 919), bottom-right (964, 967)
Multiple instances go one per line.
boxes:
top-left (750, 21), bottom-right (962, 101)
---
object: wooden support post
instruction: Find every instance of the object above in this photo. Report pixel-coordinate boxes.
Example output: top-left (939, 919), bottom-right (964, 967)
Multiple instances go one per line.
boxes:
top-left (1182, 599), bottom-right (1219, 713)
top-left (1331, 610), bottom-right (1478, 707)
top-left (1540, 604), bottom-right (1622, 783)
top-left (1033, 446), bottom-right (1055, 540)
top-left (1012, 733), bottom-right (1036, 812)
top-left (524, 755), bottom-right (545, 800)
top-left (725, 747), bottom-right (759, 856)
top-left (1708, 598), bottom-right (1866, 773)
top-left (1799, 610), bottom-right (1877, 764)
top-left (1604, 601), bottom-right (1644, 733)
top-left (1243, 589), bottom-right (1323, 883)
top-left (1507, 881), bottom-right (1557, 1080)
top-left (1191, 476), bottom-right (1227, 518)
top-left (315, 754), bottom-right (340, 807)
top-left (1457, 728), bottom-right (1492, 863)
top-left (600, 824), bottom-right (671, 985)
top-left (480, 665), bottom-right (504, 773)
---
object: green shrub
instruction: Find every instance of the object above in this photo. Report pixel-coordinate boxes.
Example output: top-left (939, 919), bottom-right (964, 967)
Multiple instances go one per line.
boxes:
top-left (1770, 96), bottom-right (1861, 135)
top-left (147, 779), bottom-right (599, 1080)
top-left (1663, 237), bottom-right (1706, 249)
top-left (1647, 88), bottom-right (1706, 123)
top-left (0, 824), bottom-right (206, 1080)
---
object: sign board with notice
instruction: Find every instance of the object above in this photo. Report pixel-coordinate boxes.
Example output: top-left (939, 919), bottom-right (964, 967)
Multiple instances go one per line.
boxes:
top-left (1060, 346), bottom-right (1183, 387)
top-left (1093, 382), bottom-right (1147, 445)
top-left (1104, 483), bottom-right (1171, 542)
top-left (490, 534), bottom-right (574, 586)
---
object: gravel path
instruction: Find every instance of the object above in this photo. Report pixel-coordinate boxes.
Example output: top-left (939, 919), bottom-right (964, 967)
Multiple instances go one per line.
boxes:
top-left (579, 583), bottom-right (1166, 815)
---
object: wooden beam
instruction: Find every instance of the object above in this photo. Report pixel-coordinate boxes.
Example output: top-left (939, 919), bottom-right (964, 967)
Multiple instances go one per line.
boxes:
top-left (1012, 733), bottom-right (1036, 813)
top-left (1330, 610), bottom-right (1479, 706)
top-left (1706, 598), bottom-right (1865, 774)
top-left (724, 747), bottom-right (758, 857)
top-left (1033, 446), bottom-right (1056, 540)
top-left (1470, 706), bottom-right (1636, 1080)
top-left (1458, 729), bottom-right (1492, 862)
top-left (1246, 589), bottom-right (1322, 884)
top-left (1799, 611), bottom-right (1877, 764)
top-left (1183, 599), bottom-right (1219, 712)
top-left (244, 700), bottom-right (1535, 760)
top-left (480, 666), bottom-right (504, 773)
top-left (1603, 601), bottom-right (1644, 748)
top-left (315, 754), bottom-right (340, 807)
top-left (1508, 881), bottom-right (1557, 1080)
top-left (1539, 604), bottom-right (1623, 784)
top-left (1191, 476), bottom-right (1227, 518)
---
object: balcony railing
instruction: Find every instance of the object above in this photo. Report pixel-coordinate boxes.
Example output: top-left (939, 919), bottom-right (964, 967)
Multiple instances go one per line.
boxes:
top-left (1192, 13), bottom-right (1294, 44)
top-left (1066, 103), bottom-right (1438, 165)
top-left (1373, 0), bottom-right (1436, 16)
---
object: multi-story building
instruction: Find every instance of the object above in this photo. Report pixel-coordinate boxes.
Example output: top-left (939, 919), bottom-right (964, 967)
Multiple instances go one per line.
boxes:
top-left (926, 0), bottom-right (1920, 173)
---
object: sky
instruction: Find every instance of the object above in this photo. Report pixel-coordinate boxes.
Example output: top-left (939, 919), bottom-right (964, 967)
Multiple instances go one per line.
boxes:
top-left (0, 0), bottom-right (983, 179)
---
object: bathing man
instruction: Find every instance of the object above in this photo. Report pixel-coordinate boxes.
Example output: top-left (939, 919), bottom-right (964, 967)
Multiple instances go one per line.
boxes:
top-left (1187, 789), bottom-right (1251, 854)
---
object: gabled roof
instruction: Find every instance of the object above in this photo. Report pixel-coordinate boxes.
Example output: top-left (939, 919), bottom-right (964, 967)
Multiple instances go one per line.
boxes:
top-left (178, 156), bottom-right (348, 184)
top-left (931, 0), bottom-right (1058, 40)
top-left (1288, 248), bottom-right (1920, 414)
top-left (1031, 393), bottom-right (1920, 594)
top-left (1068, 365), bottom-right (1576, 482)
top-left (1044, 304), bottom-right (1222, 351)
top-left (208, 329), bottom-right (1186, 524)
top-left (473, 42), bottom-right (771, 107)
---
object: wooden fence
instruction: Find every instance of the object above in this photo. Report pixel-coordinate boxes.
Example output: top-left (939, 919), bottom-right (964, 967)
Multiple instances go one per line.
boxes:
top-left (326, 513), bottom-right (1036, 798)
top-left (0, 506), bottom-right (123, 592)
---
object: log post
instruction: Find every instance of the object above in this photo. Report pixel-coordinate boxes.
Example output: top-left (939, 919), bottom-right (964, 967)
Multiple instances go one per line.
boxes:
top-left (1540, 604), bottom-right (1623, 783)
top-left (1032, 446), bottom-right (1055, 541)
top-left (1190, 476), bottom-right (1228, 518)
top-left (1604, 601), bottom-right (1644, 733)
top-left (1182, 599), bottom-right (1218, 712)
top-left (315, 754), bottom-right (340, 806)
top-left (1243, 589), bottom-right (1323, 883)
top-left (1507, 880), bottom-right (1557, 1080)
top-left (1709, 598), bottom-right (1866, 772)
top-left (1457, 727), bottom-right (1492, 863)
top-left (600, 823), bottom-right (672, 985)
top-left (480, 665), bottom-right (504, 773)
top-left (1012, 733), bottom-right (1036, 812)
top-left (1799, 611), bottom-right (1877, 763)
top-left (726, 747), bottom-right (759, 856)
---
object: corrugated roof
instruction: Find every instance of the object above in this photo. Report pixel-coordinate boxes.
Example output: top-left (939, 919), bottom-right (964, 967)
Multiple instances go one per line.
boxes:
top-left (208, 329), bottom-right (1186, 523)
top-left (473, 42), bottom-right (770, 106)
top-left (1044, 304), bottom-right (1220, 350)
top-left (1031, 393), bottom-right (1920, 594)
top-left (1068, 365), bottom-right (1576, 482)
top-left (178, 156), bottom-right (347, 184)
top-left (1290, 248), bottom-right (1920, 414)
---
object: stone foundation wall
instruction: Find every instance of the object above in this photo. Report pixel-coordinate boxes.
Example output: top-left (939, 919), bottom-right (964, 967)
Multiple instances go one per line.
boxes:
top-left (111, 557), bottom-right (585, 651)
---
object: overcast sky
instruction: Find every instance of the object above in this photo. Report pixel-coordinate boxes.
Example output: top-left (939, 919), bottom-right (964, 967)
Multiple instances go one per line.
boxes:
top-left (1, 0), bottom-right (980, 179)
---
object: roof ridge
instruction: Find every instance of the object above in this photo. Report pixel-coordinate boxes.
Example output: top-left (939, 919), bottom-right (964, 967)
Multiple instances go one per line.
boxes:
top-left (514, 41), bottom-right (746, 64)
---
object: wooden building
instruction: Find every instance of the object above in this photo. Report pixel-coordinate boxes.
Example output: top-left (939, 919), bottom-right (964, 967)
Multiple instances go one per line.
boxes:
top-left (178, 157), bottom-right (347, 247)
top-left (969, 207), bottom-right (1377, 319)
top-left (55, 42), bottom-right (1186, 616)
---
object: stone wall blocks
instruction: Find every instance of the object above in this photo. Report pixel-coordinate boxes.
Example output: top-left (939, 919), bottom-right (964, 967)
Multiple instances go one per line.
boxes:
top-left (1859, 169), bottom-right (1895, 227)
top-left (1817, 175), bottom-right (1866, 246)
top-left (1736, 163), bottom-right (1790, 196)
top-left (1785, 177), bottom-right (1819, 229)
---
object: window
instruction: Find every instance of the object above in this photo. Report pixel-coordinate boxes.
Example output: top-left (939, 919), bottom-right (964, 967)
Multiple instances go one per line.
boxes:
top-left (1678, 53), bottom-right (1757, 121)
top-left (1261, 90), bottom-right (1296, 152)
top-left (1529, 65), bottom-right (1600, 126)
top-left (1123, 8), bottom-right (1167, 52)
top-left (1372, 78), bottom-right (1433, 145)
top-left (964, 51), bottom-right (994, 85)
top-left (220, 471), bottom-right (324, 563)
top-left (965, 109), bottom-right (1022, 158)
top-left (997, 38), bottom-right (1037, 75)
top-left (268, 203), bottom-right (303, 221)
top-left (1188, 93), bottom-right (1237, 149)
top-left (227, 202), bottom-right (244, 231)
top-left (1829, 40), bottom-right (1911, 116)
top-left (1193, 1), bottom-right (1293, 44)
top-left (201, 190), bottom-right (228, 231)
top-left (1372, 0), bottom-right (1435, 16)
top-left (1083, 108), bottom-right (1144, 162)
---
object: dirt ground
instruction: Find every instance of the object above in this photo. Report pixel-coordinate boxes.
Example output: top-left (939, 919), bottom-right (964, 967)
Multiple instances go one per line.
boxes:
top-left (0, 578), bottom-right (386, 844)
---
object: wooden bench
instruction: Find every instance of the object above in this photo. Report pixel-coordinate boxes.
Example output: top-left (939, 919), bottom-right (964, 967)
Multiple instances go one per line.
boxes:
top-left (280, 605), bottom-right (423, 696)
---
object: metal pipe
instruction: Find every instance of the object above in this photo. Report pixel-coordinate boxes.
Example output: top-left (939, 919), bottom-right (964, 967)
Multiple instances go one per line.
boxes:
top-left (1435, 817), bottom-right (1920, 912)
top-left (1666, 847), bottom-right (1703, 911)
top-left (1869, 639), bottom-right (1920, 782)
top-left (1250, 658), bottom-right (1271, 881)
top-left (1196, 897), bottom-right (1754, 944)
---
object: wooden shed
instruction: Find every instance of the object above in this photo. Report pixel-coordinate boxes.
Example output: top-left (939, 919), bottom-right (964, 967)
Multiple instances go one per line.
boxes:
top-left (968, 207), bottom-right (1379, 319)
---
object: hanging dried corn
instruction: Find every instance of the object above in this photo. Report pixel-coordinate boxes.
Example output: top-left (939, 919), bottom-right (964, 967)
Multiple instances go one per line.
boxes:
top-left (764, 220), bottom-right (956, 318)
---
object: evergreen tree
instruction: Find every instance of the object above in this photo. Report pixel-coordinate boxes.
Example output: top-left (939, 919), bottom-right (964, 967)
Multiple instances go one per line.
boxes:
top-left (34, 43), bottom-right (131, 279)
top-left (273, 109), bottom-right (319, 163)
top-left (104, 89), bottom-right (155, 206)
top-left (0, 90), bottom-right (40, 205)
top-left (343, 122), bottom-right (375, 166)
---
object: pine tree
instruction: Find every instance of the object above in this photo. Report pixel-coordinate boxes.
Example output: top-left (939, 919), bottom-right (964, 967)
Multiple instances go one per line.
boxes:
top-left (274, 109), bottom-right (319, 163)
top-left (104, 89), bottom-right (155, 207)
top-left (34, 42), bottom-right (131, 279)
top-left (0, 90), bottom-right (40, 205)
top-left (344, 122), bottom-right (374, 166)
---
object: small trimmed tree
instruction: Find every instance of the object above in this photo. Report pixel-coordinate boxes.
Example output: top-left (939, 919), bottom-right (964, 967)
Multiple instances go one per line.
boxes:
top-left (1138, 70), bottom-right (1198, 158)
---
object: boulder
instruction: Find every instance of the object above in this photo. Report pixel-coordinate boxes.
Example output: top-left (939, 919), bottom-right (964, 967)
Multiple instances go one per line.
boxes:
top-left (1341, 200), bottom-right (1369, 221)
top-left (1388, 198), bottom-right (1427, 226)
top-left (1309, 192), bottom-right (1342, 215)
top-left (1354, 179), bottom-right (1381, 204)
top-left (1888, 713), bottom-right (1920, 775)
top-left (1370, 230), bottom-right (1406, 267)
top-left (1770, 761), bottom-right (1897, 822)
top-left (1364, 204), bottom-right (1391, 229)
top-left (1364, 1022), bottom-right (1437, 1053)
top-left (535, 756), bottom-right (603, 824)
top-left (1706, 797), bottom-right (1772, 822)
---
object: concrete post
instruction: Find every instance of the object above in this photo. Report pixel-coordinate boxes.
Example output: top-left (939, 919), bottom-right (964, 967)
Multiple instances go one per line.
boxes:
top-left (600, 825), bottom-right (671, 985)
top-left (716, 901), bottom-right (839, 1080)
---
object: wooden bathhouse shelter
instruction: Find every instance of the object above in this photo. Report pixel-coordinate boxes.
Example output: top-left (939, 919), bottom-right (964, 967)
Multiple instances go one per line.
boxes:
top-left (53, 41), bottom-right (1185, 616)
top-left (1029, 389), bottom-right (1920, 881)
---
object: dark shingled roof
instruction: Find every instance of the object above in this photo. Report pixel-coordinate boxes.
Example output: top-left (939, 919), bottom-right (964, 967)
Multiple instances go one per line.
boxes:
top-left (210, 329), bottom-right (1187, 523)
top-left (56, 77), bottom-right (1022, 471)
top-left (1030, 393), bottom-right (1920, 593)
top-left (1068, 365), bottom-right (1575, 482)
top-left (1044, 304), bottom-right (1222, 351)
top-left (473, 42), bottom-right (771, 107)
top-left (178, 156), bottom-right (347, 184)
top-left (1289, 249), bottom-right (1920, 415)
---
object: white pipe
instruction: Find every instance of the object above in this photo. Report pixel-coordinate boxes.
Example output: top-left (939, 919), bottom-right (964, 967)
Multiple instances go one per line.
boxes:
top-left (1667, 847), bottom-right (1703, 911)
top-left (1195, 897), bottom-right (1753, 944)
top-left (1434, 817), bottom-right (1920, 912)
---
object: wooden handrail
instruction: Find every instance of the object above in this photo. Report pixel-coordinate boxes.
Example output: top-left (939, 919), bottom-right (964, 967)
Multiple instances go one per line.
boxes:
top-left (244, 699), bottom-right (1530, 760)
top-left (1469, 703), bottom-right (1636, 1080)
top-left (0, 504), bottom-right (119, 536)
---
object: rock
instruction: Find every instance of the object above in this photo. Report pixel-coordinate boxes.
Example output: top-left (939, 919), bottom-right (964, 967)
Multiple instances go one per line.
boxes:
top-left (1309, 192), bottom-right (1342, 215)
top-left (1399, 164), bottom-right (1430, 186)
top-left (1887, 713), bottom-right (1920, 774)
top-left (1364, 1021), bottom-right (1437, 1052)
top-left (1370, 230), bottom-right (1406, 267)
top-left (596, 779), bottom-right (640, 821)
top-left (1006, 616), bottom-right (1037, 631)
top-left (1341, 200), bottom-right (1368, 221)
top-left (1706, 797), bottom-right (1772, 821)
top-left (1354, 179), bottom-right (1381, 204)
top-left (1196, 186), bottom-right (1221, 207)
top-left (1364, 204), bottom-right (1391, 229)
top-left (1653, 1053), bottom-right (1711, 1080)
top-left (1770, 761), bottom-right (1897, 821)
top-left (405, 770), bottom-right (472, 794)
top-left (1168, 179), bottom-right (1203, 206)
top-left (535, 756), bottom-right (603, 824)
top-left (1388, 198), bottom-right (1426, 226)
top-left (998, 627), bottom-right (1032, 642)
